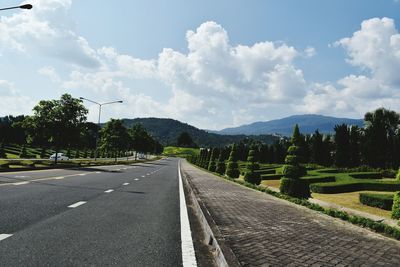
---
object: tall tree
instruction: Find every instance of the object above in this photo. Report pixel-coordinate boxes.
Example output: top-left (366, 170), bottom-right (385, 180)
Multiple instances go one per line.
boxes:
top-left (334, 124), bottom-right (351, 167)
top-left (310, 130), bottom-right (324, 165)
top-left (177, 132), bottom-right (196, 148)
top-left (363, 108), bottom-right (400, 168)
top-left (100, 119), bottom-right (131, 160)
top-left (23, 94), bottom-right (88, 163)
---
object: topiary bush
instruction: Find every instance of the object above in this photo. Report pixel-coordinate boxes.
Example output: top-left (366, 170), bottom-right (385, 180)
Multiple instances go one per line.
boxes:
top-left (279, 125), bottom-right (310, 199)
top-left (215, 152), bottom-right (226, 175)
top-left (19, 145), bottom-right (28, 158)
top-left (244, 148), bottom-right (261, 185)
top-left (225, 144), bottom-right (240, 178)
top-left (208, 148), bottom-right (218, 172)
top-left (397, 169), bottom-right (400, 181)
top-left (392, 192), bottom-right (400, 219)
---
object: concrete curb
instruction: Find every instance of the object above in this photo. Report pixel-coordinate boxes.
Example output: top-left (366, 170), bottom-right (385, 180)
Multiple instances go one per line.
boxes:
top-left (180, 162), bottom-right (241, 267)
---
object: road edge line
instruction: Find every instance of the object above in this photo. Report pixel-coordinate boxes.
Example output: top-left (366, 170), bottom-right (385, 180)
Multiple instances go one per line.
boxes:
top-left (179, 160), bottom-right (198, 267)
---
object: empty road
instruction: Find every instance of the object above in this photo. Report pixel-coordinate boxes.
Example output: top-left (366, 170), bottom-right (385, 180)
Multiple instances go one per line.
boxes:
top-left (0, 158), bottom-right (194, 266)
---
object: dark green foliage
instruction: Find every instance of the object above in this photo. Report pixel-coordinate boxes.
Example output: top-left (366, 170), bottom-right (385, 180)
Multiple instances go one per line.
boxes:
top-left (261, 174), bottom-right (283, 180)
top-left (348, 172), bottom-right (382, 179)
top-left (19, 145), bottom-right (28, 158)
top-left (397, 169), bottom-right (400, 180)
top-left (90, 150), bottom-right (95, 158)
top-left (208, 148), bottom-right (218, 172)
top-left (244, 148), bottom-right (261, 185)
top-left (177, 131), bottom-right (197, 148)
top-left (359, 193), bottom-right (394, 210)
top-left (75, 150), bottom-right (80, 159)
top-left (280, 126), bottom-right (310, 198)
top-left (302, 176), bottom-right (336, 184)
top-left (310, 181), bottom-right (400, 194)
top-left (392, 192), bottom-right (400, 219)
top-left (66, 147), bottom-right (71, 158)
top-left (280, 178), bottom-right (310, 199)
top-left (225, 144), bottom-right (240, 178)
top-left (334, 124), bottom-right (351, 167)
top-left (0, 143), bottom-right (6, 158)
top-left (83, 149), bottom-right (88, 158)
top-left (40, 148), bottom-right (46, 159)
top-left (215, 152), bottom-right (226, 175)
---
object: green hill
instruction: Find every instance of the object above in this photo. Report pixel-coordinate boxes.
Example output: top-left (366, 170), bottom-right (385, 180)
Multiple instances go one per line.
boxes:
top-left (121, 118), bottom-right (279, 147)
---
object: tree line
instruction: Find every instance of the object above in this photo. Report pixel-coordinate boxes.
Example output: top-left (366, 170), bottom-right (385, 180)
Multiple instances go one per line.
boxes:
top-left (190, 108), bottom-right (400, 170)
top-left (0, 94), bottom-right (163, 158)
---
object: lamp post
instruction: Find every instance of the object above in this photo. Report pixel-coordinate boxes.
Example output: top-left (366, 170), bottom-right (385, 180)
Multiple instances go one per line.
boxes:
top-left (79, 97), bottom-right (123, 161)
top-left (0, 4), bottom-right (32, 11)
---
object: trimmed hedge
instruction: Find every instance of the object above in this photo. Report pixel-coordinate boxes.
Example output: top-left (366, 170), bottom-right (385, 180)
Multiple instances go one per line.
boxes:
top-left (280, 178), bottom-right (310, 199)
top-left (349, 172), bottom-right (382, 179)
top-left (310, 181), bottom-right (400, 194)
top-left (359, 193), bottom-right (394, 211)
top-left (255, 169), bottom-right (276, 175)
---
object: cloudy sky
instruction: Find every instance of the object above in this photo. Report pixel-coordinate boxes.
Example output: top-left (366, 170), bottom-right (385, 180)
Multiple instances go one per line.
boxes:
top-left (1, 0), bottom-right (400, 130)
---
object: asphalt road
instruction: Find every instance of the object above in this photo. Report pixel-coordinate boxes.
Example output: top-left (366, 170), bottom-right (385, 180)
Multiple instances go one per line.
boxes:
top-left (0, 158), bottom-right (184, 266)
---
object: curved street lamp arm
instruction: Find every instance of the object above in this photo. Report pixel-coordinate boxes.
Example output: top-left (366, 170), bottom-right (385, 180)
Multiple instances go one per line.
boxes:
top-left (79, 97), bottom-right (101, 106)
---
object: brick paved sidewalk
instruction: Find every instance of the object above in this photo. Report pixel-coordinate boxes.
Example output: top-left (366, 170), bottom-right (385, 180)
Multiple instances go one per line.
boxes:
top-left (181, 161), bottom-right (400, 267)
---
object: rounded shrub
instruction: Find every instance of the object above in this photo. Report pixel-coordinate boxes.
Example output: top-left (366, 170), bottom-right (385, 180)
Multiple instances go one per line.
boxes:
top-left (244, 148), bottom-right (261, 185)
top-left (215, 152), bottom-right (226, 175)
top-left (280, 178), bottom-right (310, 199)
top-left (225, 144), bottom-right (240, 178)
top-left (392, 192), bottom-right (400, 219)
top-left (208, 148), bottom-right (218, 172)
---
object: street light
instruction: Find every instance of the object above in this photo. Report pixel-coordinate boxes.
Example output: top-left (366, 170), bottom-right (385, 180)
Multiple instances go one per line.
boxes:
top-left (79, 97), bottom-right (123, 161)
top-left (0, 4), bottom-right (33, 11)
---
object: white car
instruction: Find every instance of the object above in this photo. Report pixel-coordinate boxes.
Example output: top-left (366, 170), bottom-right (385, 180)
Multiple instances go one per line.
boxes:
top-left (49, 153), bottom-right (69, 161)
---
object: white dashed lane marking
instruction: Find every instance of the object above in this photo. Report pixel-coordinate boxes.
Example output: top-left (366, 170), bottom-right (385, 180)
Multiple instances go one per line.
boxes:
top-left (123, 183), bottom-right (129, 186)
top-left (0, 234), bottom-right (13, 242)
top-left (68, 201), bottom-right (86, 208)
top-left (104, 189), bottom-right (114, 193)
top-left (13, 181), bottom-right (29, 186)
top-left (134, 178), bottom-right (139, 181)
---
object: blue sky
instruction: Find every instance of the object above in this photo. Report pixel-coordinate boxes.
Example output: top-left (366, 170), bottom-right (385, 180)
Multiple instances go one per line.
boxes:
top-left (1, 0), bottom-right (400, 129)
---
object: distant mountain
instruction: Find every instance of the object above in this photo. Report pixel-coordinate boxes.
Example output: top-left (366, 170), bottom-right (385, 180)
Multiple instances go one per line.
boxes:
top-left (214, 114), bottom-right (364, 136)
top-left (121, 118), bottom-right (280, 147)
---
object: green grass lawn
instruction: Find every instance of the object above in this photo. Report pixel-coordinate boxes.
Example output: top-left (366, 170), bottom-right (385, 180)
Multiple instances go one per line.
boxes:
top-left (162, 146), bottom-right (199, 158)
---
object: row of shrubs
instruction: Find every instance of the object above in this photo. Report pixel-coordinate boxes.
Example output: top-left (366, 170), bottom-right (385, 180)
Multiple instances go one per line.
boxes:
top-left (359, 193), bottom-right (394, 211)
top-left (310, 180), bottom-right (400, 194)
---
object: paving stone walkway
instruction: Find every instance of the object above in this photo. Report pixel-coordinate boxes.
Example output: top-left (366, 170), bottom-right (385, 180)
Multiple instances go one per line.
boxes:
top-left (181, 161), bottom-right (400, 267)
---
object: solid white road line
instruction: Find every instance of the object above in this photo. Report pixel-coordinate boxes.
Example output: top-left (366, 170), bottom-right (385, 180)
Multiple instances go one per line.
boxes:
top-left (13, 181), bottom-right (30, 185)
top-left (95, 171), bottom-right (101, 174)
top-left (79, 174), bottom-right (86, 176)
top-left (123, 183), bottom-right (129, 186)
top-left (14, 175), bottom-right (27, 178)
top-left (0, 234), bottom-right (13, 241)
top-left (55, 177), bottom-right (65, 180)
top-left (104, 189), bottom-right (114, 193)
top-left (178, 161), bottom-right (197, 267)
top-left (68, 201), bottom-right (86, 208)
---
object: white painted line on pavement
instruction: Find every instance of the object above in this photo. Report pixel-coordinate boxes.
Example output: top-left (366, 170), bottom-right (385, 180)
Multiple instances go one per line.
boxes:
top-left (123, 183), bottom-right (129, 186)
top-left (134, 178), bottom-right (139, 181)
top-left (79, 174), bottom-right (86, 176)
top-left (68, 201), bottom-right (86, 208)
top-left (178, 161), bottom-right (197, 267)
top-left (95, 171), bottom-right (101, 174)
top-left (14, 175), bottom-right (27, 178)
top-left (55, 177), bottom-right (65, 180)
top-left (141, 175), bottom-right (145, 178)
top-left (0, 234), bottom-right (13, 241)
top-left (13, 181), bottom-right (30, 185)
top-left (104, 189), bottom-right (114, 193)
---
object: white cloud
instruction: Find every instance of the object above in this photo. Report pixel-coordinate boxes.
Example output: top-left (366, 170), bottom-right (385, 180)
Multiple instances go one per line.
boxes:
top-left (0, 80), bottom-right (35, 116)
top-left (0, 0), bottom-right (100, 68)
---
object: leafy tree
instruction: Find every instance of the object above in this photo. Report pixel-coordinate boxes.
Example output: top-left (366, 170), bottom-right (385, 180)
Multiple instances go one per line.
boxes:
top-left (66, 147), bottom-right (71, 158)
top-left (100, 119), bottom-right (131, 161)
top-left (40, 148), bottom-right (46, 159)
top-left (129, 123), bottom-right (155, 157)
top-left (349, 125), bottom-right (361, 167)
top-left (334, 124), bottom-right (351, 167)
top-left (363, 108), bottom-right (399, 168)
top-left (244, 147), bottom-right (261, 185)
top-left (310, 130), bottom-right (324, 165)
top-left (23, 94), bottom-right (88, 164)
top-left (75, 150), bottom-right (80, 159)
top-left (225, 144), bottom-right (240, 178)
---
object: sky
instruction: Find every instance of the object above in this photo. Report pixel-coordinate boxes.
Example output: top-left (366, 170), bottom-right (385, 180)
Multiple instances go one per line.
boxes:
top-left (0, 0), bottom-right (400, 130)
